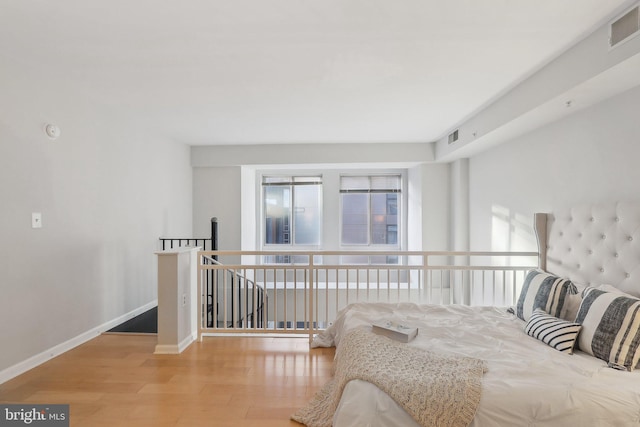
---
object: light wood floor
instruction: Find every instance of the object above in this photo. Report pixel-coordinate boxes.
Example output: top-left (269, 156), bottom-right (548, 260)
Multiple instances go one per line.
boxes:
top-left (0, 334), bottom-right (336, 427)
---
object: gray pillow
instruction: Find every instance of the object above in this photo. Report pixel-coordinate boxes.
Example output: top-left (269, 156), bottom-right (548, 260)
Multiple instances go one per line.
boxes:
top-left (516, 269), bottom-right (577, 321)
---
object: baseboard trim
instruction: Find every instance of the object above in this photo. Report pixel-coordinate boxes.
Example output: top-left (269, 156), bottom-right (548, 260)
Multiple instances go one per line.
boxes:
top-left (153, 344), bottom-right (179, 354)
top-left (154, 333), bottom-right (195, 355)
top-left (0, 300), bottom-right (157, 384)
top-left (179, 333), bottom-right (196, 353)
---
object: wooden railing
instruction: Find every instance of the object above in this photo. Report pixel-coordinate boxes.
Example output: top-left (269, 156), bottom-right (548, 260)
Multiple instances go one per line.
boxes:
top-left (197, 250), bottom-right (539, 341)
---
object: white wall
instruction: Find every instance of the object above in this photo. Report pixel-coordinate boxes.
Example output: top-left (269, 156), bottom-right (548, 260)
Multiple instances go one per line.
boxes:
top-left (191, 141), bottom-right (449, 253)
top-left (191, 142), bottom-right (435, 167)
top-left (192, 167), bottom-right (241, 250)
top-left (193, 143), bottom-right (432, 251)
top-left (417, 163), bottom-right (451, 251)
top-left (450, 159), bottom-right (469, 252)
top-left (192, 161), bottom-right (451, 254)
top-left (0, 86), bottom-right (192, 376)
top-left (468, 84), bottom-right (640, 252)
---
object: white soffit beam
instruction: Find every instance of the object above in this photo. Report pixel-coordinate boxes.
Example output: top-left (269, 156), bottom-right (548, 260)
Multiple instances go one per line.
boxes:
top-left (437, 51), bottom-right (640, 161)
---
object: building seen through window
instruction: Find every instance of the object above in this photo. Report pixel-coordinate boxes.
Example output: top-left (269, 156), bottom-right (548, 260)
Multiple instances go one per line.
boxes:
top-left (340, 175), bottom-right (400, 247)
top-left (263, 176), bottom-right (322, 246)
top-left (261, 173), bottom-right (401, 264)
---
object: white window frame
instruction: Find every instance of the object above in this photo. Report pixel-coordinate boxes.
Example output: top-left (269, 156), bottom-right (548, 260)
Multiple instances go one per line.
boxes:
top-left (260, 174), bottom-right (323, 252)
top-left (339, 173), bottom-right (404, 251)
top-left (256, 168), bottom-right (407, 261)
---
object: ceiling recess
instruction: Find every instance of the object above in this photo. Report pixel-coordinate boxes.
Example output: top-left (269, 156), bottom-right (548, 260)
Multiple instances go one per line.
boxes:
top-left (610, 3), bottom-right (640, 48)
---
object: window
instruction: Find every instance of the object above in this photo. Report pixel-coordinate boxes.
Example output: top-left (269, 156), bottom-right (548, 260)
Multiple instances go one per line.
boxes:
top-left (263, 176), bottom-right (322, 247)
top-left (340, 175), bottom-right (400, 247)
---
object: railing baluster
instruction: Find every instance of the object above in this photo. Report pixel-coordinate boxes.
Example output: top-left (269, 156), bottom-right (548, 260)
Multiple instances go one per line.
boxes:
top-left (284, 268), bottom-right (289, 331)
top-left (366, 268), bottom-right (370, 301)
top-left (196, 250), bottom-right (537, 338)
top-left (335, 267), bottom-right (340, 306)
top-left (492, 270), bottom-right (496, 305)
top-left (502, 270), bottom-right (506, 305)
top-left (212, 267), bottom-right (217, 328)
top-left (324, 268), bottom-right (329, 329)
top-left (449, 269), bottom-right (453, 305)
top-left (482, 270), bottom-right (487, 304)
top-left (222, 270), bottom-right (228, 329)
top-left (302, 262), bottom-right (317, 332)
top-left (272, 267), bottom-right (277, 332)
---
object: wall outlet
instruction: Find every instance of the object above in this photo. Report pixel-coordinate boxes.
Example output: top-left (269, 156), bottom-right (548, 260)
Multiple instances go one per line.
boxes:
top-left (182, 293), bottom-right (187, 306)
top-left (32, 212), bottom-right (42, 228)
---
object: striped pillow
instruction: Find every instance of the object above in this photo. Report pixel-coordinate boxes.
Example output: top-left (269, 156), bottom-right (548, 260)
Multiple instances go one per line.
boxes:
top-left (576, 287), bottom-right (640, 371)
top-left (516, 270), bottom-right (577, 321)
top-left (525, 309), bottom-right (581, 354)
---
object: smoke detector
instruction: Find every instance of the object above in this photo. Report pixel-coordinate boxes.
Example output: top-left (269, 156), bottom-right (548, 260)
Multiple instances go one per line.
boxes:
top-left (45, 124), bottom-right (61, 140)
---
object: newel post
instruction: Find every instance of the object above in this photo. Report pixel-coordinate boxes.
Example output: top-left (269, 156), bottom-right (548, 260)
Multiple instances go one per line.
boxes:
top-left (154, 246), bottom-right (200, 354)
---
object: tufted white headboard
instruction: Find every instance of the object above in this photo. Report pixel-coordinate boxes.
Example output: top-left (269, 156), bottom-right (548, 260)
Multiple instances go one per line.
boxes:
top-left (535, 202), bottom-right (640, 298)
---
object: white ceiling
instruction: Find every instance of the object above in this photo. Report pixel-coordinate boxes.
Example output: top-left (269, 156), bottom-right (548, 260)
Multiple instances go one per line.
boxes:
top-left (1, 0), bottom-right (633, 146)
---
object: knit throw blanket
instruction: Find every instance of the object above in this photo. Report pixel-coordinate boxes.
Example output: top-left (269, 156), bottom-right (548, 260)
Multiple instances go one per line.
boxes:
top-left (292, 328), bottom-right (487, 427)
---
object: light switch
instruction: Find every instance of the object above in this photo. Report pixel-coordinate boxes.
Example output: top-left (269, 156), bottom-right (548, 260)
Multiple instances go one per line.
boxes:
top-left (32, 212), bottom-right (42, 228)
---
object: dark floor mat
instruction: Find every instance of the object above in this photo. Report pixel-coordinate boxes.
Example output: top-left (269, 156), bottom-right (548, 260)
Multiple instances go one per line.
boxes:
top-left (107, 307), bottom-right (157, 333)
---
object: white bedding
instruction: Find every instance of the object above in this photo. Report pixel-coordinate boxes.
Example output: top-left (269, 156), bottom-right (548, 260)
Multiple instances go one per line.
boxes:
top-left (312, 302), bottom-right (640, 427)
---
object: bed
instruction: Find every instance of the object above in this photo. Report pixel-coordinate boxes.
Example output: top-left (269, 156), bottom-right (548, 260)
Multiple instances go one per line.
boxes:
top-left (293, 202), bottom-right (640, 427)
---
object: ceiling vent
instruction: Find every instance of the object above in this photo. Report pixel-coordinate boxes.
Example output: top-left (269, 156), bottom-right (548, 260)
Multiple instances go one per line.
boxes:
top-left (448, 129), bottom-right (459, 144)
top-left (610, 4), bottom-right (640, 49)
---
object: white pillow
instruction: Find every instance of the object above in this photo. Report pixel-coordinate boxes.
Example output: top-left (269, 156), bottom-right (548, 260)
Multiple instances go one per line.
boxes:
top-left (560, 282), bottom-right (586, 322)
top-left (525, 309), bottom-right (581, 354)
